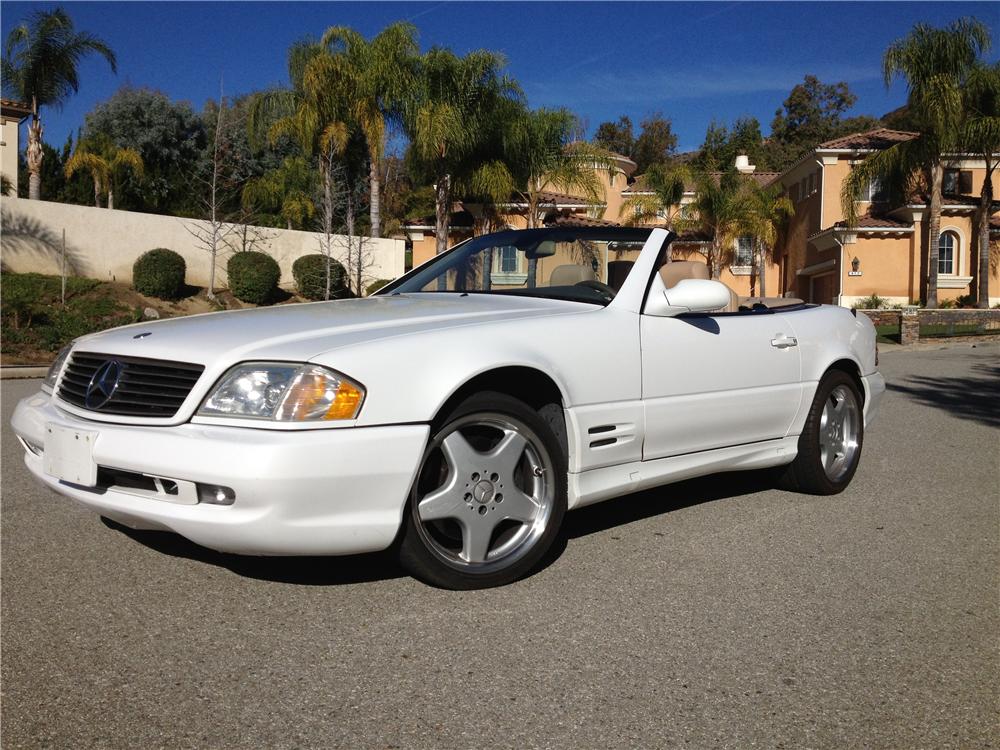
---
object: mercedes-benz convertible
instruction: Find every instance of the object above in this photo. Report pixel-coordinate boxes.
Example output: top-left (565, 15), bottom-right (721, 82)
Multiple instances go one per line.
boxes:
top-left (12, 227), bottom-right (885, 588)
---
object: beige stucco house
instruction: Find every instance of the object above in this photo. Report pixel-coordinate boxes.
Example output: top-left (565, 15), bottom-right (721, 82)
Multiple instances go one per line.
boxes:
top-left (400, 129), bottom-right (999, 306)
top-left (778, 128), bottom-right (1000, 307)
top-left (1, 98), bottom-right (31, 195)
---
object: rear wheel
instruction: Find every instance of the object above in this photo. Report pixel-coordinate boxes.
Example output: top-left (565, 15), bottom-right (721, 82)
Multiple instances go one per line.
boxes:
top-left (398, 391), bottom-right (566, 589)
top-left (779, 370), bottom-right (864, 495)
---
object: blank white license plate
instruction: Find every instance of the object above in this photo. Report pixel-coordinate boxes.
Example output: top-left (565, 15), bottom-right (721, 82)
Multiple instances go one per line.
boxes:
top-left (43, 423), bottom-right (98, 487)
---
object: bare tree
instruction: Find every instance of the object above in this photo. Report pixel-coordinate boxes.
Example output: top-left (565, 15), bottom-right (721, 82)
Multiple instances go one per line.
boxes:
top-left (184, 81), bottom-right (254, 299)
top-left (313, 155), bottom-right (374, 299)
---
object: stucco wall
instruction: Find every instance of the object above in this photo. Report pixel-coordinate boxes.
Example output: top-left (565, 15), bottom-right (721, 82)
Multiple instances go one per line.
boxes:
top-left (1, 196), bottom-right (406, 289)
top-left (1, 119), bottom-right (19, 194)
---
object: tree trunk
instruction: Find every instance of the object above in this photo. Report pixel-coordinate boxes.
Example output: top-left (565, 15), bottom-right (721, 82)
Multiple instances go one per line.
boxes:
top-left (757, 243), bottom-right (767, 298)
top-left (93, 177), bottom-right (101, 208)
top-left (322, 158), bottom-right (334, 301)
top-left (107, 189), bottom-right (114, 210)
top-left (976, 162), bottom-right (994, 308)
top-left (434, 173), bottom-right (451, 255)
top-left (925, 162), bottom-right (943, 309)
top-left (26, 104), bottom-right (43, 201)
top-left (369, 158), bottom-right (381, 239)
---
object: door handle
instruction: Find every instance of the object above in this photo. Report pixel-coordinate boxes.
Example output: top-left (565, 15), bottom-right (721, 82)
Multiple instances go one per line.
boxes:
top-left (771, 334), bottom-right (798, 348)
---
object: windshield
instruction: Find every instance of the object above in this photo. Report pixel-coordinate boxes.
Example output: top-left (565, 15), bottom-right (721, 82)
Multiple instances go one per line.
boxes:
top-left (380, 228), bottom-right (656, 306)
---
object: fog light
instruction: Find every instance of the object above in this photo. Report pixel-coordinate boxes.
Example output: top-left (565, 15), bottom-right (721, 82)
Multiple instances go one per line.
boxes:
top-left (197, 484), bottom-right (235, 505)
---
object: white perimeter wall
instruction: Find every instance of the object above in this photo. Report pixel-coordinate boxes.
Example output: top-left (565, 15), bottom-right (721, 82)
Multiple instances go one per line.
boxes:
top-left (1, 196), bottom-right (406, 290)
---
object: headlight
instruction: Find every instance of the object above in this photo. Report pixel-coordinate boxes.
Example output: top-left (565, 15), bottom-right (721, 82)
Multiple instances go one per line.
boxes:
top-left (42, 344), bottom-right (73, 394)
top-left (198, 363), bottom-right (365, 421)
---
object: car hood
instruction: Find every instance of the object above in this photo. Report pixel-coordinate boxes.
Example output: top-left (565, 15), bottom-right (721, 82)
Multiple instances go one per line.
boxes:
top-left (72, 293), bottom-right (587, 366)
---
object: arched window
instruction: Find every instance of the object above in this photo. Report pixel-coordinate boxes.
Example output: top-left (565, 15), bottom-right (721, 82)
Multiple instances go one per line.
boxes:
top-left (938, 232), bottom-right (957, 275)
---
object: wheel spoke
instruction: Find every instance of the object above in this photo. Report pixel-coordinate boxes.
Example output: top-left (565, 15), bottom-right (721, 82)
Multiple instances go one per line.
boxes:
top-left (489, 429), bottom-right (527, 477)
top-left (499, 488), bottom-right (539, 524)
top-left (461, 517), bottom-right (496, 563)
top-left (418, 482), bottom-right (465, 522)
top-left (440, 430), bottom-right (483, 474)
top-left (823, 444), bottom-right (837, 472)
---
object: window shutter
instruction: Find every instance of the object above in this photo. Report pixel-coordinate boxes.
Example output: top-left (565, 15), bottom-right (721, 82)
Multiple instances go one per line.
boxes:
top-left (958, 171), bottom-right (973, 194)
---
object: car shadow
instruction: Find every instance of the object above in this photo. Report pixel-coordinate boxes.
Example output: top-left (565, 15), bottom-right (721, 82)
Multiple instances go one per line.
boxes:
top-left (886, 362), bottom-right (1000, 428)
top-left (100, 517), bottom-right (406, 586)
top-left (103, 468), bottom-right (782, 587)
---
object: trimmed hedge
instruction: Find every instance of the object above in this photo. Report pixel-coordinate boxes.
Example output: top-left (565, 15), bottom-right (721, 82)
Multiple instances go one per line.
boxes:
top-left (228, 251), bottom-right (280, 305)
top-left (133, 248), bottom-right (186, 300)
top-left (366, 278), bottom-right (392, 296)
top-left (293, 254), bottom-right (348, 300)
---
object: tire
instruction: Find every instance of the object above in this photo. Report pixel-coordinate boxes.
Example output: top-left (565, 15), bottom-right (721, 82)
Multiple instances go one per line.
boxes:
top-left (398, 391), bottom-right (567, 589)
top-left (778, 370), bottom-right (864, 495)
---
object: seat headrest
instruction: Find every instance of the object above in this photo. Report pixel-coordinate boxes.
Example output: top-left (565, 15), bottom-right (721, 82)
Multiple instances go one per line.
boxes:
top-left (659, 260), bottom-right (710, 288)
top-left (549, 264), bottom-right (597, 286)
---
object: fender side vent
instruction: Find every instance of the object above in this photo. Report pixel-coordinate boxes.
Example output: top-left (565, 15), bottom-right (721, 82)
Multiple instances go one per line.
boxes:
top-left (590, 437), bottom-right (618, 448)
top-left (588, 425), bottom-right (616, 434)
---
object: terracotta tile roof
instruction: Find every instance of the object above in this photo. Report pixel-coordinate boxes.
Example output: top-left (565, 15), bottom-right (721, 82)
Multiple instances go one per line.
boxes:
top-left (833, 212), bottom-right (912, 230)
top-left (1, 98), bottom-right (32, 118)
top-left (910, 193), bottom-right (1000, 210)
top-left (543, 212), bottom-right (619, 228)
top-left (818, 128), bottom-right (919, 150)
top-left (623, 170), bottom-right (779, 194)
top-left (535, 190), bottom-right (592, 207)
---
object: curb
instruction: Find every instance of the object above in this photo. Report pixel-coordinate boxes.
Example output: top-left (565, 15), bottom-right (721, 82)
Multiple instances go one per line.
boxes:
top-left (1, 366), bottom-right (49, 380)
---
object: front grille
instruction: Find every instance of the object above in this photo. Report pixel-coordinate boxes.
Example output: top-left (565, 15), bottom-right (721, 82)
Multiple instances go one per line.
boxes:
top-left (57, 352), bottom-right (205, 418)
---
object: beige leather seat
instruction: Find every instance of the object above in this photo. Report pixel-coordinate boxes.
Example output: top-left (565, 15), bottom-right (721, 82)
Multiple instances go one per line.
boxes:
top-left (549, 264), bottom-right (596, 286)
top-left (738, 295), bottom-right (805, 309)
top-left (659, 261), bottom-right (739, 312)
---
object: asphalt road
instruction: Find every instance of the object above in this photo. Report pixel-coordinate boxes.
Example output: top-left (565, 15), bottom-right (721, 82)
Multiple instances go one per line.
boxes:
top-left (2, 345), bottom-right (998, 749)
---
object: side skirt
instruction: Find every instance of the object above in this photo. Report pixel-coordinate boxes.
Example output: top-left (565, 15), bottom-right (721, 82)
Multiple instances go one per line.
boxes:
top-left (566, 436), bottom-right (799, 510)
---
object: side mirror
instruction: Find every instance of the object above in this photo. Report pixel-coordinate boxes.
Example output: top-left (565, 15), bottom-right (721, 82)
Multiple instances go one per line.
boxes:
top-left (644, 276), bottom-right (732, 317)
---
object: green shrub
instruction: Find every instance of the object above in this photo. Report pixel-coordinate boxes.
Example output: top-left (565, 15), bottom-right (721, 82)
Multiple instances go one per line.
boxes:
top-left (365, 278), bottom-right (392, 296)
top-left (1, 271), bottom-right (139, 358)
top-left (228, 251), bottom-right (280, 305)
top-left (955, 294), bottom-right (976, 308)
top-left (292, 254), bottom-right (348, 300)
top-left (133, 248), bottom-right (186, 300)
top-left (851, 294), bottom-right (887, 310)
top-left (937, 297), bottom-right (956, 309)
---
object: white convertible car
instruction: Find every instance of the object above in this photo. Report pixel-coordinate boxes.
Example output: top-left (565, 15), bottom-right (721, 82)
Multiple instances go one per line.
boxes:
top-left (12, 228), bottom-right (885, 588)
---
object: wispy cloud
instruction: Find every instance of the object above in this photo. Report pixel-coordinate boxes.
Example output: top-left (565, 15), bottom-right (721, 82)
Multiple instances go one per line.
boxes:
top-left (524, 63), bottom-right (881, 106)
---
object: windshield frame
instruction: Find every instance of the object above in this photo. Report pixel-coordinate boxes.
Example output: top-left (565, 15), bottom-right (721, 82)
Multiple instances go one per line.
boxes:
top-left (377, 227), bottom-right (658, 305)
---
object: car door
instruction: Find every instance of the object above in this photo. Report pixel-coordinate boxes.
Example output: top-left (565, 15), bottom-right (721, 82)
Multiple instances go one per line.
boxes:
top-left (640, 311), bottom-right (803, 460)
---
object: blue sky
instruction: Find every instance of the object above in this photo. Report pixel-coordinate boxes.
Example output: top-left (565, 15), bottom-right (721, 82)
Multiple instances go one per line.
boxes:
top-left (4, 1), bottom-right (999, 153)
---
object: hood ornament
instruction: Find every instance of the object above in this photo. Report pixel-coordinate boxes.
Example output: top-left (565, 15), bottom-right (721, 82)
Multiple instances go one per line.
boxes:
top-left (133, 332), bottom-right (152, 339)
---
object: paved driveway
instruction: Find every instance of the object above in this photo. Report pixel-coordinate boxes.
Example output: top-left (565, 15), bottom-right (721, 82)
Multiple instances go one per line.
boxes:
top-left (2, 345), bottom-right (997, 749)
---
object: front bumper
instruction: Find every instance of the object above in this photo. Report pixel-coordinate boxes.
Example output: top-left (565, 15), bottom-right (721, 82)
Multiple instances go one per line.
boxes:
top-left (11, 392), bottom-right (429, 556)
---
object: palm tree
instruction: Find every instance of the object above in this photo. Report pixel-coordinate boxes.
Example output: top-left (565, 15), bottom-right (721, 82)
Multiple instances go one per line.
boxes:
top-left (508, 107), bottom-right (614, 228)
top-left (242, 155), bottom-right (316, 230)
top-left (407, 47), bottom-right (521, 256)
top-left (321, 23), bottom-right (419, 239)
top-left (64, 148), bottom-right (106, 207)
top-left (620, 160), bottom-right (692, 229)
top-left (63, 136), bottom-right (143, 208)
top-left (962, 62), bottom-right (1000, 307)
top-left (842, 19), bottom-right (990, 308)
top-left (248, 40), bottom-right (351, 232)
top-left (678, 169), bottom-right (750, 279)
top-left (743, 181), bottom-right (795, 297)
top-left (2, 8), bottom-right (116, 200)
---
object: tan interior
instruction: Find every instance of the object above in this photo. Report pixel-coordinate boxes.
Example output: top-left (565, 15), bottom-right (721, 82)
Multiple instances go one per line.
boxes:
top-left (549, 264), bottom-right (597, 286)
top-left (659, 261), bottom-right (803, 312)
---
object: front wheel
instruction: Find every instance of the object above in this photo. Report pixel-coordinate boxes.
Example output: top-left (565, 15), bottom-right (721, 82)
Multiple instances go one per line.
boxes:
top-left (398, 391), bottom-right (567, 589)
top-left (779, 370), bottom-right (864, 495)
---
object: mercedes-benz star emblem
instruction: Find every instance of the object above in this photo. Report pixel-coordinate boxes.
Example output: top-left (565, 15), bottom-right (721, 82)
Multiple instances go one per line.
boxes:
top-left (85, 360), bottom-right (123, 409)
